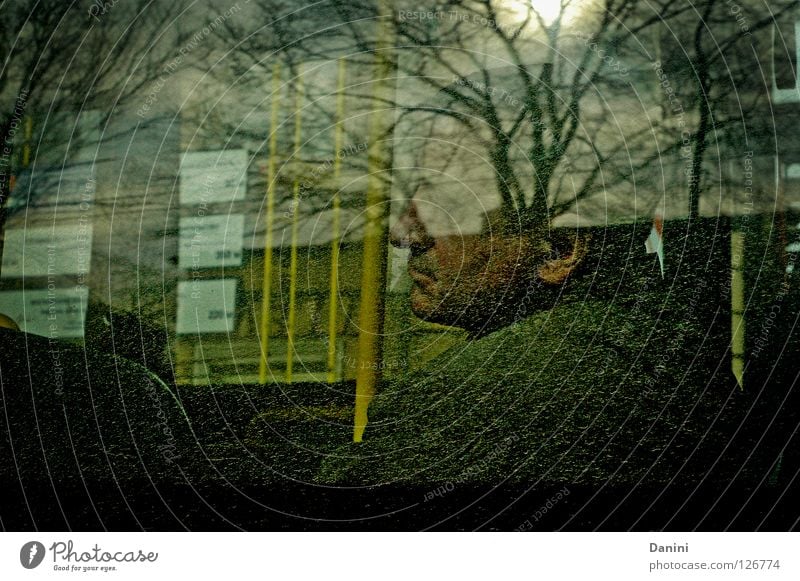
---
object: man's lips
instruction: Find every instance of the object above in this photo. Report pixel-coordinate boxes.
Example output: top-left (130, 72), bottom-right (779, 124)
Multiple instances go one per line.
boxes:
top-left (407, 265), bottom-right (435, 287)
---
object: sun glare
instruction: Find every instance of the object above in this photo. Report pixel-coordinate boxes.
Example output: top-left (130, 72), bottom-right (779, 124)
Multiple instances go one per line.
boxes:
top-left (505, 0), bottom-right (569, 26)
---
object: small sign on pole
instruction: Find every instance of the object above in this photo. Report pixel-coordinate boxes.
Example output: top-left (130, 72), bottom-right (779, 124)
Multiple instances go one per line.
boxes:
top-left (179, 149), bottom-right (248, 205)
top-left (644, 214), bottom-right (665, 278)
top-left (178, 214), bottom-right (244, 269)
top-left (176, 279), bottom-right (237, 335)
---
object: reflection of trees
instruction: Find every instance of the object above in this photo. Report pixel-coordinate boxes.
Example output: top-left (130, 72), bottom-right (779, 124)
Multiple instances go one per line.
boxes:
top-left (648, 0), bottom-right (798, 218)
top-left (181, 59), bottom-right (374, 241)
top-left (202, 0), bottom-right (798, 228)
top-left (0, 0), bottom-right (195, 245)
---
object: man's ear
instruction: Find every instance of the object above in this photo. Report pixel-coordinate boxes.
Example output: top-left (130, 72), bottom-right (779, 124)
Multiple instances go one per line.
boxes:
top-left (537, 232), bottom-right (590, 285)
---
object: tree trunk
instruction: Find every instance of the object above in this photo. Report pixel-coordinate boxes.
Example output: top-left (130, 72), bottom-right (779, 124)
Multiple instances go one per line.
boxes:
top-left (689, 1), bottom-right (716, 221)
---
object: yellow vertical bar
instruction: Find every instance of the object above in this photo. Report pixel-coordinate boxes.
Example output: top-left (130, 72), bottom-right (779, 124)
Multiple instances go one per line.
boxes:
top-left (22, 116), bottom-right (32, 167)
top-left (285, 69), bottom-right (304, 383)
top-left (353, 0), bottom-right (395, 442)
top-left (731, 228), bottom-right (745, 390)
top-left (258, 62), bottom-right (282, 384)
top-left (327, 58), bottom-right (347, 383)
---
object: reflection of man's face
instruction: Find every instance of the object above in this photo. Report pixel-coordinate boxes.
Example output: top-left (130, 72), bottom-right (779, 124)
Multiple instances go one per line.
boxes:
top-left (390, 201), bottom-right (547, 333)
top-left (389, 110), bottom-right (563, 333)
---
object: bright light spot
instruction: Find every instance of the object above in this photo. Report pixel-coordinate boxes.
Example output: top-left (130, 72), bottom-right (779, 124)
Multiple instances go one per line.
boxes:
top-left (505, 0), bottom-right (564, 26)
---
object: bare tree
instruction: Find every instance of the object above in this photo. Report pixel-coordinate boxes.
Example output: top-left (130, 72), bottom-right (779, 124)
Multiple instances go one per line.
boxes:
top-left (0, 0), bottom-right (195, 244)
top-left (199, 1), bottom-right (693, 230)
top-left (646, 0), bottom-right (799, 219)
top-left (200, 0), bottom-right (800, 232)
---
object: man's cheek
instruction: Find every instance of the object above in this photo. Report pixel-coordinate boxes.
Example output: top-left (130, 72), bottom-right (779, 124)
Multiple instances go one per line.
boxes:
top-left (410, 286), bottom-right (434, 317)
top-left (434, 237), bottom-right (467, 271)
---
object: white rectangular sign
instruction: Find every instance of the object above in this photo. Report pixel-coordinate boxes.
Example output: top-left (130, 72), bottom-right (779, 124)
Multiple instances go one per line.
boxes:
top-left (178, 214), bottom-right (244, 269)
top-left (0, 286), bottom-right (89, 338)
top-left (176, 278), bottom-right (237, 334)
top-left (1, 224), bottom-right (93, 279)
top-left (179, 149), bottom-right (248, 205)
top-left (786, 163), bottom-right (800, 179)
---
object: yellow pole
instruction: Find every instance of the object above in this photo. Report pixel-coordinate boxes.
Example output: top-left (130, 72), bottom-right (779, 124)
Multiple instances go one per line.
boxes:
top-left (731, 227), bottom-right (745, 390)
top-left (258, 62), bottom-right (282, 384)
top-left (285, 68), bottom-right (304, 383)
top-left (22, 116), bottom-right (32, 167)
top-left (327, 58), bottom-right (346, 383)
top-left (353, 0), bottom-right (395, 442)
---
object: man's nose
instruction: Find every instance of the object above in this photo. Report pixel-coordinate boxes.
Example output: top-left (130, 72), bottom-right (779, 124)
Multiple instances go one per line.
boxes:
top-left (390, 202), bottom-right (433, 250)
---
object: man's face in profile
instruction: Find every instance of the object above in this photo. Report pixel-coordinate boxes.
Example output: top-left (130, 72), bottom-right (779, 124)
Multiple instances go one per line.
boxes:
top-left (390, 200), bottom-right (542, 332)
top-left (389, 109), bottom-right (553, 333)
top-left (388, 103), bottom-right (593, 333)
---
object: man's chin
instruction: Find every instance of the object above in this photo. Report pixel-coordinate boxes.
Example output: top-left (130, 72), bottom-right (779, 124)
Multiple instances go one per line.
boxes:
top-left (408, 286), bottom-right (501, 334)
top-left (409, 286), bottom-right (463, 328)
top-left (409, 286), bottom-right (440, 321)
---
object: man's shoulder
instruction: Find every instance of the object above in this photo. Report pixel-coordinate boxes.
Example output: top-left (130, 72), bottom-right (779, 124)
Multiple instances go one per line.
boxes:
top-left (502, 299), bottom-right (628, 354)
